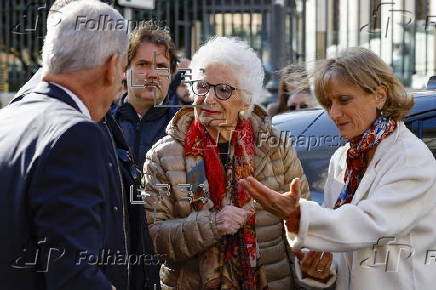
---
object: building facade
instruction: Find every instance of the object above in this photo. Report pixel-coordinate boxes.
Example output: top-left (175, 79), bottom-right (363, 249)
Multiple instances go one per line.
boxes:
top-left (297, 0), bottom-right (436, 88)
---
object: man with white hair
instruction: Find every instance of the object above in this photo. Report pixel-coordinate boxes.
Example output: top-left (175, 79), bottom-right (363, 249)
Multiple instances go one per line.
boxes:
top-left (10, 1), bottom-right (162, 289)
top-left (0, 1), bottom-right (130, 289)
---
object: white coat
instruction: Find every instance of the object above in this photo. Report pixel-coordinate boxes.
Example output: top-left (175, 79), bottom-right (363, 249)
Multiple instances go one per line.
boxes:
top-left (292, 122), bottom-right (436, 290)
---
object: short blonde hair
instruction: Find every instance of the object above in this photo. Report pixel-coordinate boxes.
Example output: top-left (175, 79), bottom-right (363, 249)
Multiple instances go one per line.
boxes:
top-left (313, 47), bottom-right (414, 121)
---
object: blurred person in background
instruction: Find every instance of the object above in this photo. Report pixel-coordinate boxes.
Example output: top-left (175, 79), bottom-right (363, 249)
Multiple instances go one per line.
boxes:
top-left (168, 58), bottom-right (192, 107)
top-left (241, 47), bottom-right (436, 290)
top-left (267, 64), bottom-right (313, 117)
top-left (289, 88), bottom-right (311, 110)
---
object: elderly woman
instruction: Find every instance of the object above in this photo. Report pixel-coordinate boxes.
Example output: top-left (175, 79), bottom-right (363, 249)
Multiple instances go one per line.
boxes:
top-left (241, 47), bottom-right (436, 290)
top-left (142, 36), bottom-right (311, 289)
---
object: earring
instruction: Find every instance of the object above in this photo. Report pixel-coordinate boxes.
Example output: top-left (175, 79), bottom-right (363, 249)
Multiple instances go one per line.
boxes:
top-left (377, 106), bottom-right (384, 117)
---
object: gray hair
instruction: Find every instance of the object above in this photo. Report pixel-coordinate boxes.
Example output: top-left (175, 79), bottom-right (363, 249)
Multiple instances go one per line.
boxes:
top-left (189, 37), bottom-right (264, 113)
top-left (49, 0), bottom-right (78, 14)
top-left (42, 0), bottom-right (128, 74)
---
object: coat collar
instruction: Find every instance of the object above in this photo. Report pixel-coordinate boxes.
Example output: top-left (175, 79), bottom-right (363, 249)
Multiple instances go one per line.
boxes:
top-left (113, 93), bottom-right (171, 123)
top-left (26, 81), bottom-right (82, 112)
top-left (349, 122), bottom-right (404, 203)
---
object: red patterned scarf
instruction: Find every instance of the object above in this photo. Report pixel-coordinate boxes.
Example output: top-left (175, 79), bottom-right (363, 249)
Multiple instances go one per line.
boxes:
top-left (334, 117), bottom-right (397, 209)
top-left (185, 120), bottom-right (268, 290)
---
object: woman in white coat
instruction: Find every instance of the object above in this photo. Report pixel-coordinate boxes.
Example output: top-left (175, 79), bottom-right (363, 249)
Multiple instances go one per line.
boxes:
top-left (240, 47), bottom-right (436, 290)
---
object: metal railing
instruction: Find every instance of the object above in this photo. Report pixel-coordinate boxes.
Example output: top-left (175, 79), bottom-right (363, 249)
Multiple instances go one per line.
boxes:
top-left (0, 0), bottom-right (297, 94)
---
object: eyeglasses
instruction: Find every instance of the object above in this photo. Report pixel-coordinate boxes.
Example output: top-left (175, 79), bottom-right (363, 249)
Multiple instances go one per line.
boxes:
top-left (191, 80), bottom-right (237, 100)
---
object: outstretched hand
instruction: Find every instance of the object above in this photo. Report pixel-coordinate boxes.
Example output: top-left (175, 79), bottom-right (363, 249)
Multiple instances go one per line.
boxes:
top-left (239, 177), bottom-right (301, 219)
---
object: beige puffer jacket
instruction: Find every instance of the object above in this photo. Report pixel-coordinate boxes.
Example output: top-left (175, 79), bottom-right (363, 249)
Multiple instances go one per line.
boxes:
top-left (143, 106), bottom-right (310, 290)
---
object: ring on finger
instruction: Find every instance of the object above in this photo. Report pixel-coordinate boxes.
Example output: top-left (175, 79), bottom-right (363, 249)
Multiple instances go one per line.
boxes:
top-left (319, 251), bottom-right (325, 259)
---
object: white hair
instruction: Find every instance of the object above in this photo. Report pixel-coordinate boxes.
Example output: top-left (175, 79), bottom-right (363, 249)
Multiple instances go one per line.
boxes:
top-left (189, 37), bottom-right (264, 113)
top-left (42, 0), bottom-right (128, 74)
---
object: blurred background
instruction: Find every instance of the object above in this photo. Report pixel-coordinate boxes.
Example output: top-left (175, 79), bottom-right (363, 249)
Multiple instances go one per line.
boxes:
top-left (1, 0), bottom-right (436, 107)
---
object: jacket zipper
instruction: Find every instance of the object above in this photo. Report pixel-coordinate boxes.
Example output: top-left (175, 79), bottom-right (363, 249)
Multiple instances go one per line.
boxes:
top-left (140, 216), bottom-right (150, 289)
top-left (134, 121), bottom-right (141, 166)
top-left (109, 130), bottom-right (131, 289)
top-left (134, 118), bottom-right (152, 289)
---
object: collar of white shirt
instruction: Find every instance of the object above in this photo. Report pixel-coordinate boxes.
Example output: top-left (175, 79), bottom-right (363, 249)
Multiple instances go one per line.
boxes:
top-left (50, 82), bottom-right (91, 120)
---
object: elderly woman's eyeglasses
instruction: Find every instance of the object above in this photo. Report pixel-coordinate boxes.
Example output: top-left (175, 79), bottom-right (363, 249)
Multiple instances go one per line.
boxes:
top-left (191, 80), bottom-right (237, 100)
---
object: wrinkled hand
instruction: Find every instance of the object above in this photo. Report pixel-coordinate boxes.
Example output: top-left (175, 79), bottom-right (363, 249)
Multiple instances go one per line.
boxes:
top-left (215, 205), bottom-right (251, 236)
top-left (239, 177), bottom-right (301, 219)
top-left (292, 249), bottom-right (333, 283)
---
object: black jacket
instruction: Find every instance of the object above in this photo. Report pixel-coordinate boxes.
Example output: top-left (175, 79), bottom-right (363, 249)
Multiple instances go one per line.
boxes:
top-left (6, 75), bottom-right (161, 290)
top-left (101, 113), bottom-right (161, 290)
top-left (111, 94), bottom-right (177, 169)
top-left (0, 82), bottom-right (128, 290)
